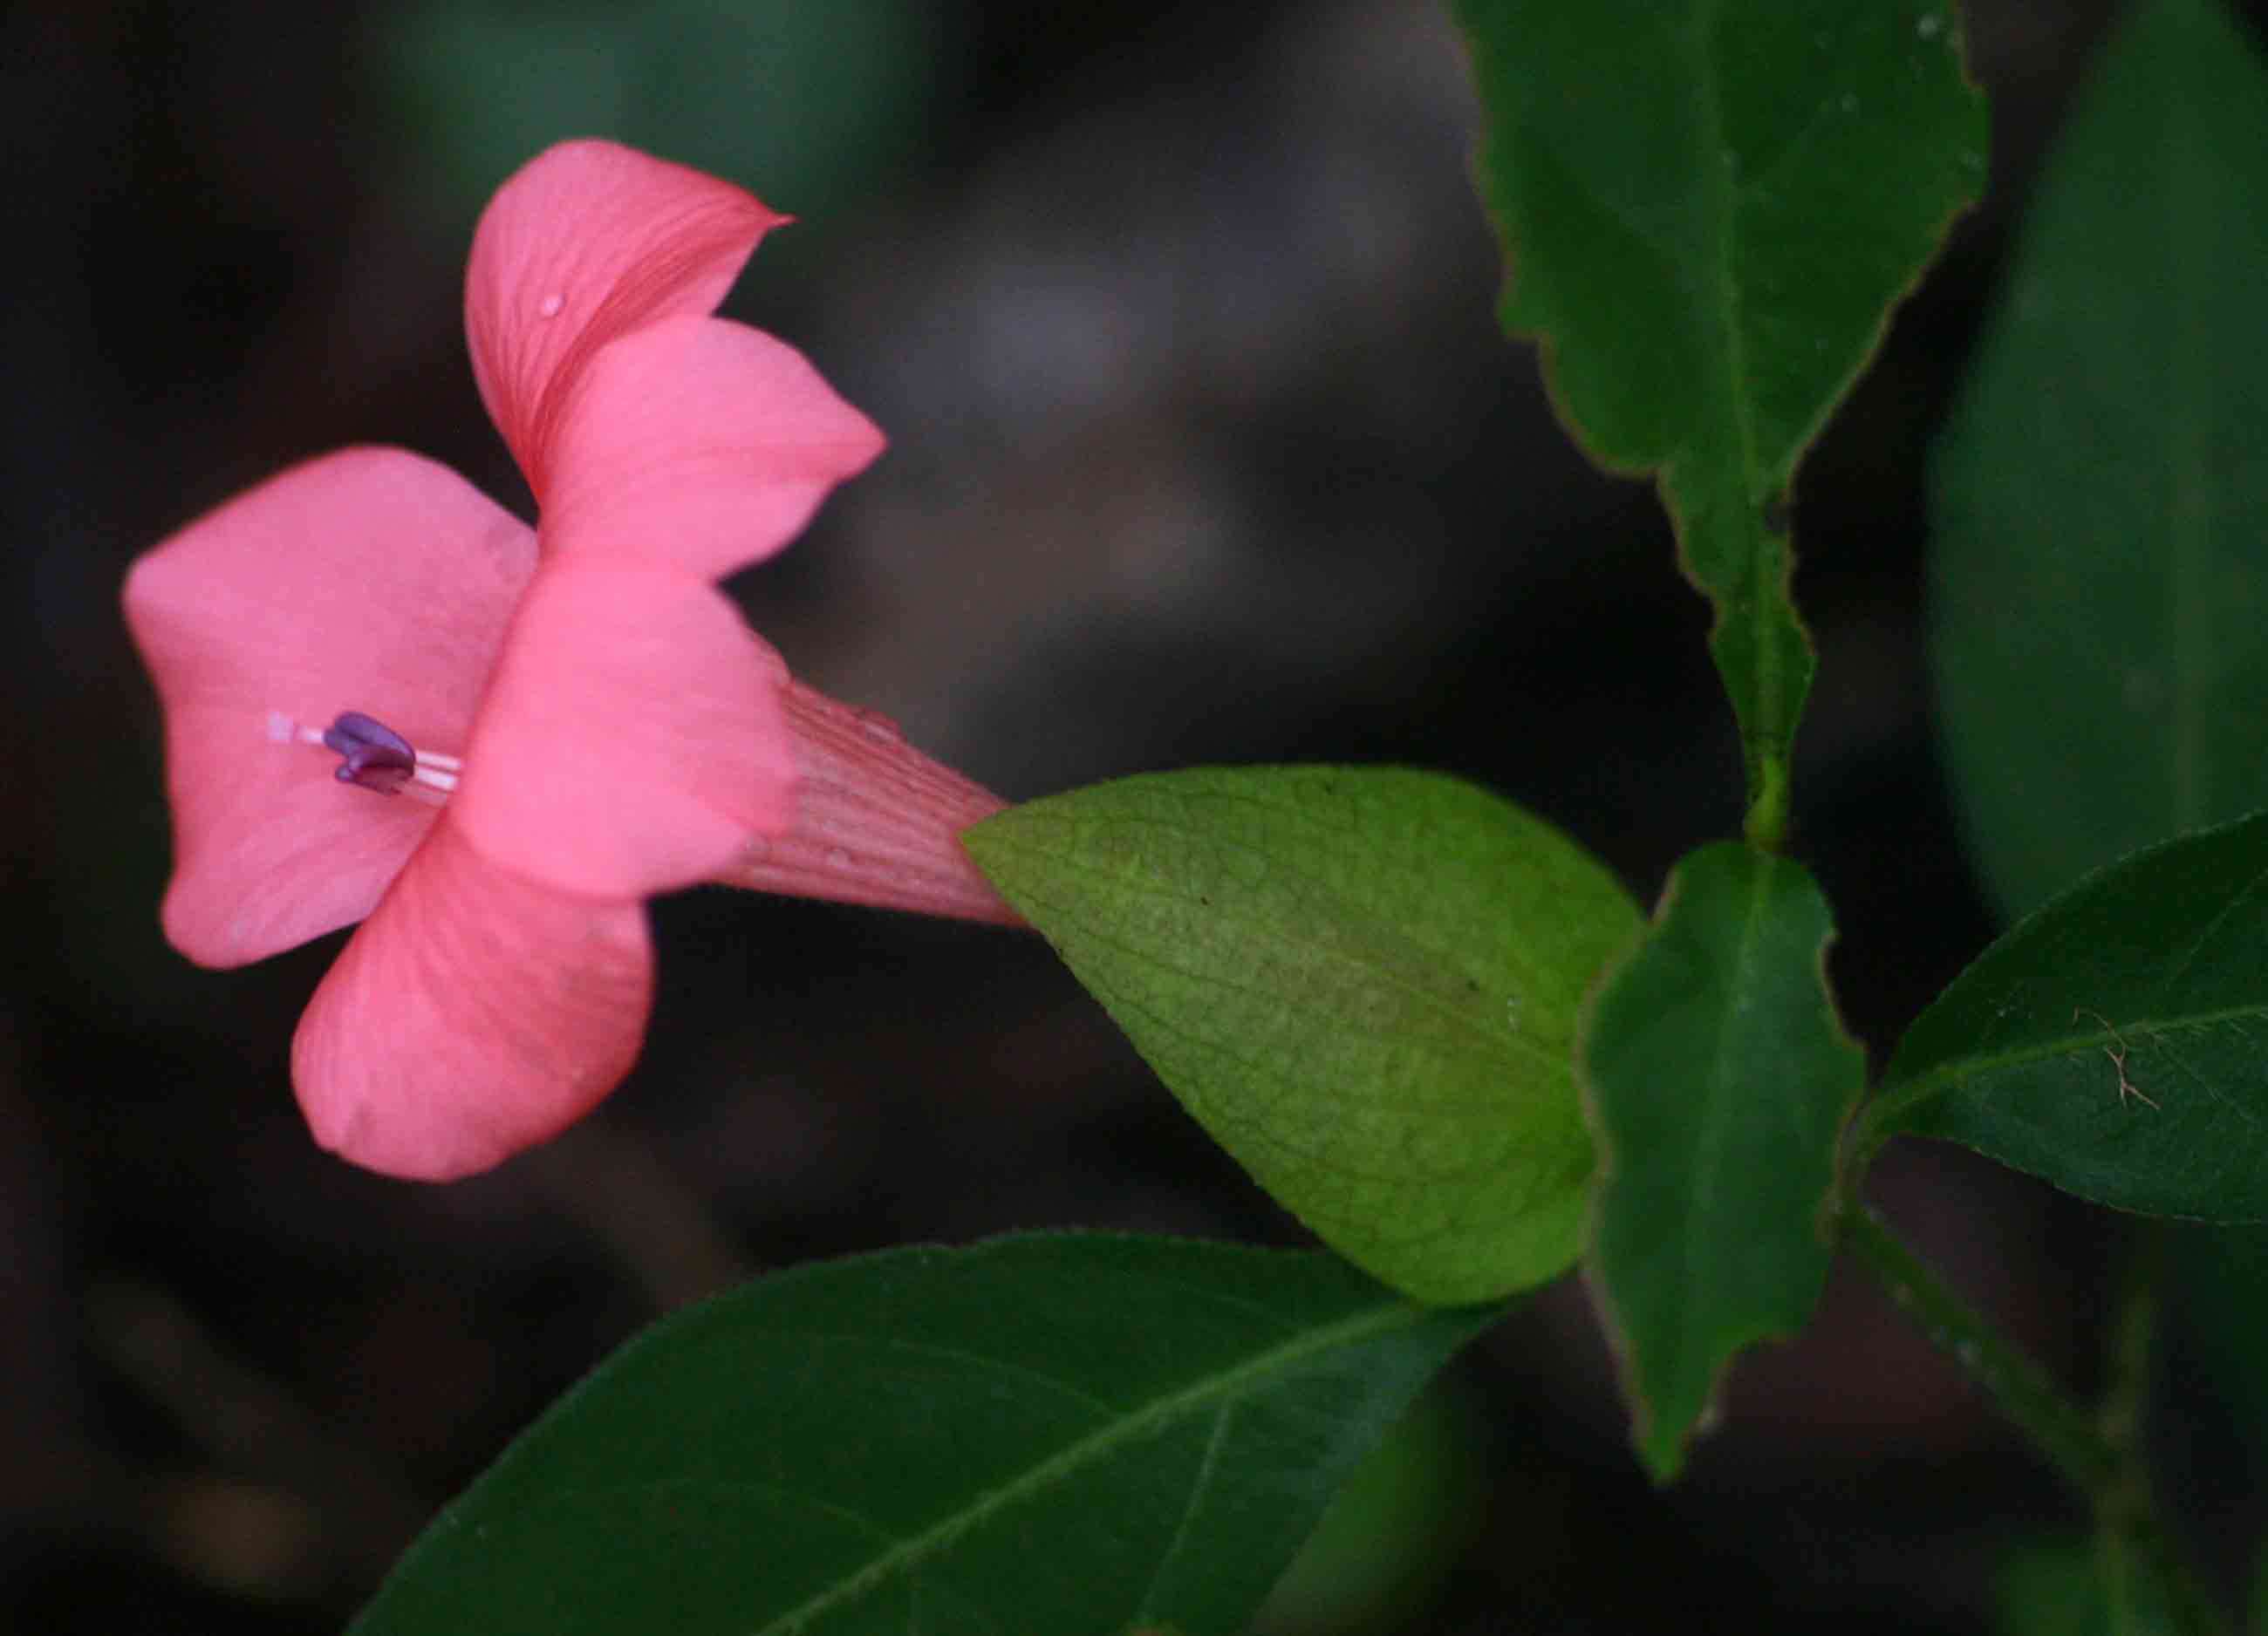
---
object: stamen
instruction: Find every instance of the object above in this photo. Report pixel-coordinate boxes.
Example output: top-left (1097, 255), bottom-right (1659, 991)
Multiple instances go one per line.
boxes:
top-left (324, 712), bottom-right (416, 794)
top-left (274, 710), bottom-right (461, 804)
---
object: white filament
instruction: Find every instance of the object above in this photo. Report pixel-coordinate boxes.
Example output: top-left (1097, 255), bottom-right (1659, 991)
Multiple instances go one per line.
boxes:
top-left (267, 711), bottom-right (461, 805)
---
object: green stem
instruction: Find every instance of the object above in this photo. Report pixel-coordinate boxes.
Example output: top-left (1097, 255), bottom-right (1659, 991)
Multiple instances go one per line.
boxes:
top-left (1838, 1206), bottom-right (2230, 1634)
top-left (2096, 1222), bottom-right (2161, 1476)
top-left (2093, 1224), bottom-right (2230, 1634)
top-left (1838, 1203), bottom-right (2117, 1493)
top-left (1741, 753), bottom-right (1790, 854)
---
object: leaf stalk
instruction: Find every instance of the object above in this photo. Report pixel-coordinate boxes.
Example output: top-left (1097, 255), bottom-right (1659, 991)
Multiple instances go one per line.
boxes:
top-left (1836, 1204), bottom-right (2230, 1634)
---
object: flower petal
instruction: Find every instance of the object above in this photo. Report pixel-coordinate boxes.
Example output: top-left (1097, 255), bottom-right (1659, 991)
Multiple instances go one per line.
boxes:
top-left (465, 140), bottom-right (787, 502)
top-left (542, 314), bottom-right (885, 580)
top-left (719, 681), bottom-right (1025, 925)
top-left (292, 819), bottom-right (652, 1181)
top-left (121, 448), bottom-right (536, 965)
top-left (452, 560), bottom-right (797, 898)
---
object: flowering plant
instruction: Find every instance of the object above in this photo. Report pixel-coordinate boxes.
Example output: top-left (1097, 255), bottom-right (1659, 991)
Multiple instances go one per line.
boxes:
top-left (125, 140), bottom-right (1013, 1181)
top-left (115, 4), bottom-right (2268, 1629)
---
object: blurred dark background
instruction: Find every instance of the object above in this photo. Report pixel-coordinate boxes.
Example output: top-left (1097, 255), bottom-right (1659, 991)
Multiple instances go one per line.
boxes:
top-left (3, 0), bottom-right (2260, 1629)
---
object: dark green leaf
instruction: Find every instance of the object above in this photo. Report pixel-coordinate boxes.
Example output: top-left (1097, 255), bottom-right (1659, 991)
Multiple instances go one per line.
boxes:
top-left (1452, 0), bottom-right (1985, 836)
top-left (963, 767), bottom-right (1639, 1305)
top-left (1931, 0), bottom-right (2268, 919)
top-left (1863, 810), bottom-right (2268, 1220)
top-left (1995, 1538), bottom-right (2114, 1636)
top-left (1993, 1531), bottom-right (2214, 1636)
top-left (1580, 843), bottom-right (1863, 1480)
top-left (372, 0), bottom-right (937, 228)
top-left (1252, 1385), bottom-right (1479, 1635)
top-left (351, 1233), bottom-right (1490, 1636)
top-left (2172, 1224), bottom-right (2268, 1468)
top-left (2099, 1537), bottom-right (2215, 1636)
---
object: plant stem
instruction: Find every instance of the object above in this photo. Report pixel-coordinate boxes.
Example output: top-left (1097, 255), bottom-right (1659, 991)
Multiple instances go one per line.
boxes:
top-left (1741, 754), bottom-right (1789, 854)
top-left (2096, 1221), bottom-right (2160, 1477)
top-left (1838, 1203), bottom-right (2116, 1492)
top-left (1838, 1205), bottom-right (2230, 1634)
top-left (2092, 1223), bottom-right (2230, 1634)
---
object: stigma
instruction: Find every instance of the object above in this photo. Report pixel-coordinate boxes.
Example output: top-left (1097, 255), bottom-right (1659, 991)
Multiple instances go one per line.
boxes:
top-left (270, 710), bottom-right (460, 804)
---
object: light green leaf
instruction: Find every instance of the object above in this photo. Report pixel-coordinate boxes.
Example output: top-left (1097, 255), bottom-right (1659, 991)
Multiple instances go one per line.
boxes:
top-left (1862, 809), bottom-right (2268, 1220)
top-left (1580, 843), bottom-right (1864, 1480)
top-left (964, 767), bottom-right (1639, 1305)
top-left (1451, 0), bottom-right (1986, 840)
top-left (1932, 0), bottom-right (2268, 919)
top-left (351, 1234), bottom-right (1490, 1636)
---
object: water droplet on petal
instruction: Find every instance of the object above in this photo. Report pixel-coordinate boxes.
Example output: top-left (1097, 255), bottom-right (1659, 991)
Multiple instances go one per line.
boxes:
top-left (825, 846), bottom-right (853, 871)
top-left (537, 292), bottom-right (565, 318)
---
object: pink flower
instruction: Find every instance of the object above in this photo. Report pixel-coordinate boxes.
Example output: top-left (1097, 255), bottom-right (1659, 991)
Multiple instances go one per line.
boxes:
top-left (123, 140), bottom-right (1017, 1183)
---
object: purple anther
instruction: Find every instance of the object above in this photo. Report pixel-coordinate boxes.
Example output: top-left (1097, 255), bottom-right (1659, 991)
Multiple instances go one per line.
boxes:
top-left (323, 711), bottom-right (417, 795)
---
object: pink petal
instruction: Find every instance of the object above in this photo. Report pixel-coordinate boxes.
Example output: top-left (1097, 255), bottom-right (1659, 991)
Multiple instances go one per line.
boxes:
top-left (121, 448), bottom-right (536, 966)
top-left (716, 680), bottom-right (1025, 926)
top-left (541, 314), bottom-right (885, 581)
top-left (451, 560), bottom-right (797, 898)
top-left (464, 140), bottom-right (788, 502)
top-left (292, 819), bottom-right (652, 1181)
